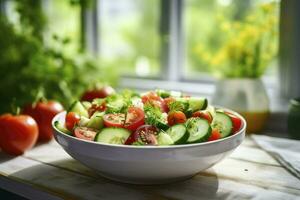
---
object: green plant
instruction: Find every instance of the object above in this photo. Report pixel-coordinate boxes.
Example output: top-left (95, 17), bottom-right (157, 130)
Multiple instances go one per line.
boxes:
top-left (193, 1), bottom-right (278, 78)
top-left (0, 0), bottom-right (117, 113)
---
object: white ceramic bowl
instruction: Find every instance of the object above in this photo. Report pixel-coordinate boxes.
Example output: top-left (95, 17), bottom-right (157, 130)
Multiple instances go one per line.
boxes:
top-left (52, 110), bottom-right (246, 185)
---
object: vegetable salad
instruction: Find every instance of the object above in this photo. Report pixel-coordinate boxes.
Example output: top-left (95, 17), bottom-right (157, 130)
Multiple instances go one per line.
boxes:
top-left (55, 89), bottom-right (242, 146)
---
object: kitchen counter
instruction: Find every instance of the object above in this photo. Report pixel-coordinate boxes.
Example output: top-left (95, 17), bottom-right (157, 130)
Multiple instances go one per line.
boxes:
top-left (0, 137), bottom-right (299, 200)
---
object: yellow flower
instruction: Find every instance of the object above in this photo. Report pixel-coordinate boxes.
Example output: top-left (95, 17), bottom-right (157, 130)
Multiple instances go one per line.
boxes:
top-left (211, 50), bottom-right (226, 66)
top-left (221, 22), bottom-right (231, 31)
top-left (260, 3), bottom-right (275, 13)
top-left (233, 22), bottom-right (241, 29)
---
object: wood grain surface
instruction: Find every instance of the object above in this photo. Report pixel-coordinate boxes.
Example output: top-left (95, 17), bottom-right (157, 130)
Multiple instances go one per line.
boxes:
top-left (0, 137), bottom-right (299, 200)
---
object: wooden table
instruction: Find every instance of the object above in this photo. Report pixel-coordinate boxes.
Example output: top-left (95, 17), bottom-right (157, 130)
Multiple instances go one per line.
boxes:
top-left (0, 137), bottom-right (299, 200)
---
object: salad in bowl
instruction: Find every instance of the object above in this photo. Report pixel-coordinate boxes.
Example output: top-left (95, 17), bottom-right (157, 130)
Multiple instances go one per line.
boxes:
top-left (54, 89), bottom-right (242, 146)
top-left (52, 89), bottom-right (245, 184)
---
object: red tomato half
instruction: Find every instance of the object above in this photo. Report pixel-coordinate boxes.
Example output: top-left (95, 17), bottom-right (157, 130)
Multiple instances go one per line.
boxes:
top-left (0, 114), bottom-right (38, 155)
top-left (74, 127), bottom-right (97, 141)
top-left (103, 113), bottom-right (125, 128)
top-left (192, 111), bottom-right (213, 123)
top-left (208, 129), bottom-right (221, 141)
top-left (141, 91), bottom-right (162, 104)
top-left (65, 112), bottom-right (81, 131)
top-left (23, 101), bottom-right (64, 142)
top-left (167, 111), bottom-right (187, 126)
top-left (124, 107), bottom-right (145, 131)
top-left (226, 112), bottom-right (242, 134)
top-left (142, 92), bottom-right (167, 112)
top-left (125, 125), bottom-right (158, 145)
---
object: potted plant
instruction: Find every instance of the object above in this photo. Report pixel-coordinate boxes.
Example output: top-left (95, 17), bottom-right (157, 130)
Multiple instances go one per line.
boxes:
top-left (194, 2), bottom-right (278, 133)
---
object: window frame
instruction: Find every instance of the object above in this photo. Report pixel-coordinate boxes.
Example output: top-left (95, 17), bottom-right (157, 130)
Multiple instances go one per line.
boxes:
top-left (2, 0), bottom-right (294, 100)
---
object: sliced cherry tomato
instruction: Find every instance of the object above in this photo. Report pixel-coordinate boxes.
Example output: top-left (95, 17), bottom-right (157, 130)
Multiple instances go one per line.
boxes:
top-left (208, 129), bottom-right (221, 141)
top-left (103, 113), bottom-right (125, 128)
top-left (192, 111), bottom-right (213, 123)
top-left (226, 112), bottom-right (242, 134)
top-left (81, 86), bottom-right (115, 102)
top-left (124, 107), bottom-right (145, 131)
top-left (65, 112), bottom-right (81, 131)
top-left (167, 111), bottom-right (187, 126)
top-left (23, 100), bottom-right (64, 142)
top-left (125, 125), bottom-right (158, 145)
top-left (74, 127), bottom-right (97, 141)
top-left (141, 91), bottom-right (162, 103)
top-left (141, 92), bottom-right (168, 112)
top-left (0, 114), bottom-right (38, 155)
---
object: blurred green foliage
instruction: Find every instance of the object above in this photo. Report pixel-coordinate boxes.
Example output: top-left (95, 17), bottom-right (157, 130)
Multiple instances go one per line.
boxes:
top-left (186, 0), bottom-right (278, 78)
top-left (99, 0), bottom-right (160, 77)
top-left (15, 0), bottom-right (46, 41)
top-left (120, 0), bottom-right (160, 76)
top-left (0, 0), bottom-right (117, 113)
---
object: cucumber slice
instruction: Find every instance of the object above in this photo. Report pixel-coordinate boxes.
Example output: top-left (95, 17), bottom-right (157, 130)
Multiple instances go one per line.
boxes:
top-left (206, 105), bottom-right (216, 118)
top-left (156, 121), bottom-right (169, 131)
top-left (185, 108), bottom-right (193, 118)
top-left (188, 97), bottom-right (208, 111)
top-left (78, 116), bottom-right (90, 126)
top-left (68, 101), bottom-right (89, 118)
top-left (186, 118), bottom-right (211, 143)
top-left (173, 98), bottom-right (189, 111)
top-left (166, 124), bottom-right (188, 144)
top-left (87, 112), bottom-right (104, 130)
top-left (54, 121), bottom-right (72, 135)
top-left (95, 128), bottom-right (131, 145)
top-left (82, 101), bottom-right (92, 110)
top-left (212, 112), bottom-right (233, 138)
top-left (157, 132), bottom-right (174, 145)
top-left (156, 89), bottom-right (170, 98)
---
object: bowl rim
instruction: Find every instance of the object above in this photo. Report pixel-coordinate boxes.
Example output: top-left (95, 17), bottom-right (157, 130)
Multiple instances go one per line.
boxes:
top-left (52, 107), bottom-right (246, 149)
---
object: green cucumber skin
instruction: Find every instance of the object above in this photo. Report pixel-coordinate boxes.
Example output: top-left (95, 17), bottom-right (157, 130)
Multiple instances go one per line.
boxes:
top-left (156, 89), bottom-right (170, 98)
top-left (188, 97), bottom-right (208, 112)
top-left (68, 101), bottom-right (89, 118)
top-left (156, 121), bottom-right (169, 131)
top-left (187, 126), bottom-right (211, 144)
top-left (94, 127), bottom-right (131, 144)
top-left (186, 118), bottom-right (211, 143)
top-left (54, 121), bottom-right (72, 135)
top-left (212, 112), bottom-right (233, 138)
top-left (87, 112), bottom-right (104, 129)
top-left (81, 101), bottom-right (92, 110)
top-left (157, 132), bottom-right (174, 145)
top-left (166, 124), bottom-right (189, 145)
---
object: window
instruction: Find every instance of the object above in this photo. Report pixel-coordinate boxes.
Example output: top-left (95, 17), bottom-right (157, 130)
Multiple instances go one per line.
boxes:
top-left (98, 0), bottom-right (161, 77)
top-left (184, 0), bottom-right (279, 82)
top-left (0, 0), bottom-right (286, 96)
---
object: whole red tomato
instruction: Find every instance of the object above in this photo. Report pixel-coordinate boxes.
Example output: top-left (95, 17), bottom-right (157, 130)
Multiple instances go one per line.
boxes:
top-left (23, 101), bottom-right (64, 142)
top-left (81, 86), bottom-right (115, 101)
top-left (0, 114), bottom-right (38, 155)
